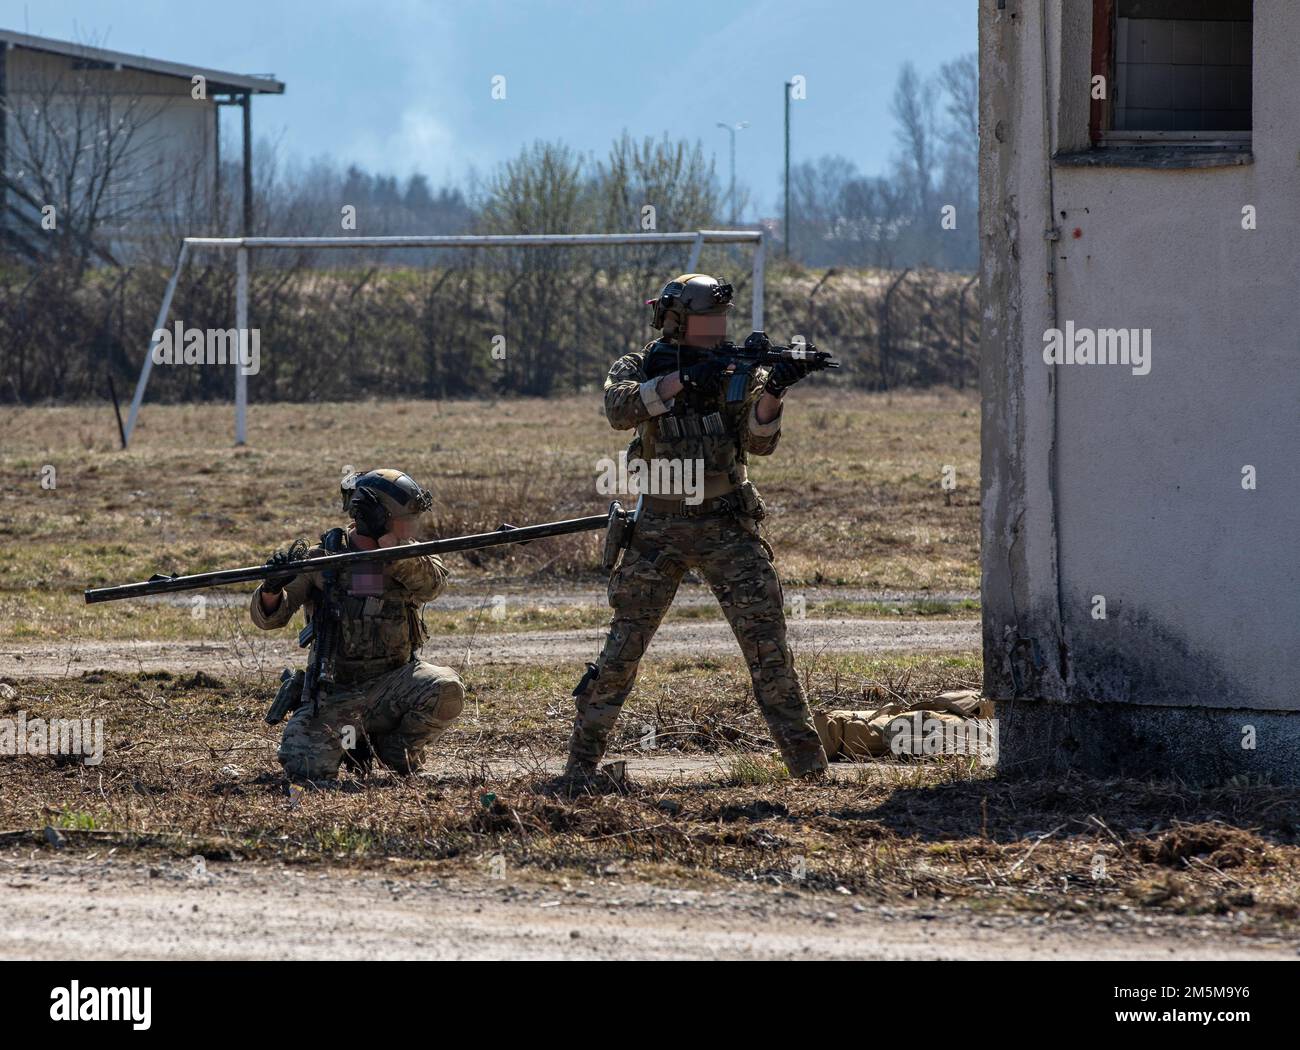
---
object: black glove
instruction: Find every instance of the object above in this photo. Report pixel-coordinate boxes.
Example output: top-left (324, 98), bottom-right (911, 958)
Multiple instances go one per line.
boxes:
top-left (764, 356), bottom-right (813, 397)
top-left (679, 357), bottom-right (730, 398)
top-left (264, 539), bottom-right (307, 593)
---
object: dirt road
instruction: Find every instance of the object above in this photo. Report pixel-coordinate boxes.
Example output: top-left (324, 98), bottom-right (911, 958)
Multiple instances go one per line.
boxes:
top-left (2, 855), bottom-right (1292, 961)
top-left (0, 617), bottom-right (979, 678)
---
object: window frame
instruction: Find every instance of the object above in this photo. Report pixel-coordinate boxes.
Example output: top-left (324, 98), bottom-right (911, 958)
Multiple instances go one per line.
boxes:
top-left (1090, 0), bottom-right (1253, 150)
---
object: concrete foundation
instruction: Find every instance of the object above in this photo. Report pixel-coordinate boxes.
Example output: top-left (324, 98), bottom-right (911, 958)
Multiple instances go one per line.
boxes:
top-left (993, 699), bottom-right (1300, 785)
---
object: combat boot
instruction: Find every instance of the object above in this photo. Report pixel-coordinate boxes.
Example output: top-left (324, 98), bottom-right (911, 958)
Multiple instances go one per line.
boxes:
top-left (341, 735), bottom-right (375, 777)
top-left (541, 758), bottom-right (633, 797)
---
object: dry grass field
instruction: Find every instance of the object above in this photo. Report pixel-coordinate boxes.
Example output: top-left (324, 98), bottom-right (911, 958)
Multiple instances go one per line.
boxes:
top-left (0, 388), bottom-right (978, 642)
top-left (4, 390), bottom-right (1297, 952)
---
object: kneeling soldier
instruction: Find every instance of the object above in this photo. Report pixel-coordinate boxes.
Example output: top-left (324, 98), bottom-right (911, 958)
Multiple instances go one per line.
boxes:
top-left (251, 468), bottom-right (464, 782)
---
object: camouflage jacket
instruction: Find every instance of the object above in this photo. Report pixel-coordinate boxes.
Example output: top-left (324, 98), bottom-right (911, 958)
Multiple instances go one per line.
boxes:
top-left (250, 525), bottom-right (448, 677)
top-left (604, 343), bottom-right (783, 480)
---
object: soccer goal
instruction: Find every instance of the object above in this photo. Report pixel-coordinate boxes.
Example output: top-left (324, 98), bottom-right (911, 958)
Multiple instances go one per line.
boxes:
top-left (124, 230), bottom-right (767, 447)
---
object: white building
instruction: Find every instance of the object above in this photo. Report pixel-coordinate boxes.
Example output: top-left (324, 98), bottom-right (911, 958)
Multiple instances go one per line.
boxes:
top-left (0, 29), bottom-right (284, 255)
top-left (979, 0), bottom-right (1298, 782)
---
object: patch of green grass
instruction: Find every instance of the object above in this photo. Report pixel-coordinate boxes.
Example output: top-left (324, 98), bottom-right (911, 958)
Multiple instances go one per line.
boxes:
top-left (314, 825), bottom-right (377, 854)
top-left (723, 755), bottom-right (790, 786)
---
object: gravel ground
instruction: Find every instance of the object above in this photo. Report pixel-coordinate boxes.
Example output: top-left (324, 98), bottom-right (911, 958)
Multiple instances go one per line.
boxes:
top-left (3, 855), bottom-right (1294, 961)
top-left (0, 617), bottom-right (979, 677)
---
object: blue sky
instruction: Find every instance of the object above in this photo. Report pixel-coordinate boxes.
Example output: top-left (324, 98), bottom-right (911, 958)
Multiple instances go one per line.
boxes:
top-left (4, 0), bottom-right (976, 218)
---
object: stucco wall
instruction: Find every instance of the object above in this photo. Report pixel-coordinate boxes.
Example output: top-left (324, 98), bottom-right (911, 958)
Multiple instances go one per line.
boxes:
top-left (981, 1), bottom-right (1299, 721)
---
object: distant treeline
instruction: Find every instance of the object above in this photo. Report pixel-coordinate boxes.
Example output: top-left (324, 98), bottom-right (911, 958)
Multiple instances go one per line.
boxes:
top-left (0, 55), bottom-right (978, 403)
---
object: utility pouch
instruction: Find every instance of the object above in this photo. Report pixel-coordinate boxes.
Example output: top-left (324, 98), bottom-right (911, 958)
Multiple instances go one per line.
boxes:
top-left (603, 500), bottom-right (635, 572)
top-left (737, 480), bottom-right (767, 523)
top-left (265, 667), bottom-right (305, 726)
top-left (724, 366), bottom-right (753, 404)
top-left (572, 662), bottom-right (600, 698)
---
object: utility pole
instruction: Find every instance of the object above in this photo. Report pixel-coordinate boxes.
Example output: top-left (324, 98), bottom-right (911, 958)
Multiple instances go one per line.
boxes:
top-left (715, 121), bottom-right (749, 226)
top-left (783, 81), bottom-right (792, 259)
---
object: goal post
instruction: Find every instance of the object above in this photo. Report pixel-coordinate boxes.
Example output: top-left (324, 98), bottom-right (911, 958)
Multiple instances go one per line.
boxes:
top-left (123, 229), bottom-right (766, 448)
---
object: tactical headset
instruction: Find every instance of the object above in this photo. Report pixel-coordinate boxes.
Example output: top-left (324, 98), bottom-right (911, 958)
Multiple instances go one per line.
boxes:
top-left (340, 469), bottom-right (434, 539)
top-left (646, 274), bottom-right (734, 333)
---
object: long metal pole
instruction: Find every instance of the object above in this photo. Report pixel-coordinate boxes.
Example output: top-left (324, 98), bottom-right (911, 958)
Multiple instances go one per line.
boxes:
top-left (85, 513), bottom-right (610, 604)
top-left (235, 246), bottom-right (248, 445)
top-left (212, 102), bottom-right (221, 232)
top-left (181, 231), bottom-right (762, 250)
top-left (728, 128), bottom-right (738, 226)
top-left (727, 126), bottom-right (736, 225)
top-left (784, 81), bottom-right (791, 258)
top-left (240, 92), bottom-right (252, 236)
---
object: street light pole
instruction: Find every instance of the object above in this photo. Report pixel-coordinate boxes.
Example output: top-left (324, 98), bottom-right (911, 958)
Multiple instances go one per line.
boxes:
top-left (715, 120), bottom-right (749, 226)
top-left (784, 81), bottom-right (792, 259)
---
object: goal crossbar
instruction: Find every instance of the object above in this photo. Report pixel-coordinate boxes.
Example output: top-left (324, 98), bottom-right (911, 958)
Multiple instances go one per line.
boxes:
top-left (124, 229), bottom-right (766, 447)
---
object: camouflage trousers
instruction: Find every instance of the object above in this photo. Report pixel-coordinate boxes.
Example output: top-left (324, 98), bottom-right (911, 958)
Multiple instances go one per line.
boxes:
top-left (568, 506), bottom-right (828, 778)
top-left (278, 658), bottom-right (464, 781)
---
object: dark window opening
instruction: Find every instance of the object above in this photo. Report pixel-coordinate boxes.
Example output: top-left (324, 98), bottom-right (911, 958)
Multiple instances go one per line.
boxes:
top-left (1091, 0), bottom-right (1252, 146)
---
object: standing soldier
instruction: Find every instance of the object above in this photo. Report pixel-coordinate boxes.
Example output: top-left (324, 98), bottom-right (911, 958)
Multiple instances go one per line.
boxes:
top-left (564, 274), bottom-right (828, 788)
top-left (251, 469), bottom-right (465, 782)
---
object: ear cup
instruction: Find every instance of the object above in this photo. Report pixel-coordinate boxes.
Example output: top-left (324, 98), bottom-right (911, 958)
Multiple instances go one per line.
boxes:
top-left (351, 489), bottom-right (390, 538)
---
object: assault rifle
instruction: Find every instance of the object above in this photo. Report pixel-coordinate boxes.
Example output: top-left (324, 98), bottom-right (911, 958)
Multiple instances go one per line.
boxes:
top-left (647, 330), bottom-right (839, 404)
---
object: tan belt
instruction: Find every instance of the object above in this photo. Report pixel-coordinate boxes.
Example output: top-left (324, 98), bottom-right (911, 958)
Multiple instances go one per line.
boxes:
top-left (638, 465), bottom-right (742, 499)
top-left (641, 489), bottom-right (738, 517)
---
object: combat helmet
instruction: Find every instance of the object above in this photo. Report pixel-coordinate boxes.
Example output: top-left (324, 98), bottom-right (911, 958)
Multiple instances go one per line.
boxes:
top-left (339, 468), bottom-right (433, 538)
top-left (646, 273), bottom-right (733, 340)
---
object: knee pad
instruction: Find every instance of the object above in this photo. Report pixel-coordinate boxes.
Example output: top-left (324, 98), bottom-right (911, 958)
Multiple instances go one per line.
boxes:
top-left (278, 749), bottom-right (339, 782)
top-left (432, 680), bottom-right (464, 722)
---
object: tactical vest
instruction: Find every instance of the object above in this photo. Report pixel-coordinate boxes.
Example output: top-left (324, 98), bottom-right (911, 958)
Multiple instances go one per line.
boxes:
top-left (317, 529), bottom-right (427, 683)
top-left (636, 341), bottom-right (747, 484)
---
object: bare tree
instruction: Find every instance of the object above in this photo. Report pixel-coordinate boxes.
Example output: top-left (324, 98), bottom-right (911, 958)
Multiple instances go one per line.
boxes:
top-left (890, 62), bottom-right (938, 226)
top-left (593, 131), bottom-right (724, 350)
top-left (1, 48), bottom-right (193, 273)
top-left (934, 53), bottom-right (979, 271)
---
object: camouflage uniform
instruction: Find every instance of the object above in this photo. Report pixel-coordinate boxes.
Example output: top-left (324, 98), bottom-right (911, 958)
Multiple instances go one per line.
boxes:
top-left (568, 342), bottom-right (828, 778)
top-left (250, 530), bottom-right (464, 780)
